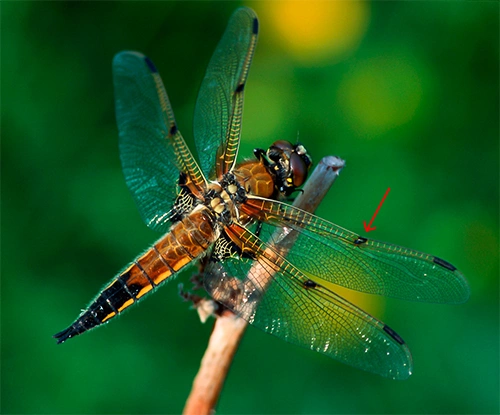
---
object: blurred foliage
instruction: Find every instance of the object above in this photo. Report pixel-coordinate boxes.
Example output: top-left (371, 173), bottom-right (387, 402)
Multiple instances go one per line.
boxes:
top-left (2, 1), bottom-right (498, 414)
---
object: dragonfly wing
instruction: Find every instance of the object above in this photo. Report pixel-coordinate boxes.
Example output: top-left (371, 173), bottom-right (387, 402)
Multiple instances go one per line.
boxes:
top-left (204, 224), bottom-right (413, 379)
top-left (194, 7), bottom-right (258, 179)
top-left (239, 197), bottom-right (470, 304)
top-left (113, 52), bottom-right (206, 232)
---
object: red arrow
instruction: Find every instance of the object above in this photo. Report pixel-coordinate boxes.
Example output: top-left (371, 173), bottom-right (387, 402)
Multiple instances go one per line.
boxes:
top-left (363, 188), bottom-right (391, 233)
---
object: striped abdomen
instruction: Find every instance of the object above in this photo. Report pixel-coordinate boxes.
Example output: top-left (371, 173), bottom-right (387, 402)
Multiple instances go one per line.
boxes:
top-left (54, 208), bottom-right (217, 343)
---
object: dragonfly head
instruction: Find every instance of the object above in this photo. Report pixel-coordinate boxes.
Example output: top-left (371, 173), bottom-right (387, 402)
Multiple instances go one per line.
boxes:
top-left (265, 140), bottom-right (312, 196)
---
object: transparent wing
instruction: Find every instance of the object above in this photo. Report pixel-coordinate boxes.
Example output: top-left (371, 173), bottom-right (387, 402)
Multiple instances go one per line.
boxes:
top-left (113, 51), bottom-right (206, 233)
top-left (194, 7), bottom-right (258, 180)
top-left (239, 197), bottom-right (470, 304)
top-left (204, 224), bottom-right (413, 379)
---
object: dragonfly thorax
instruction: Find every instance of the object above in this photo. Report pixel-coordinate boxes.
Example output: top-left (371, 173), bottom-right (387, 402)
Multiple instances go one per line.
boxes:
top-left (220, 173), bottom-right (248, 204)
top-left (204, 173), bottom-right (248, 227)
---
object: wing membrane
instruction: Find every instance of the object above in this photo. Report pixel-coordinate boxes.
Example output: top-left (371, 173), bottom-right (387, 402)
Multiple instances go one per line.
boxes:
top-left (239, 197), bottom-right (470, 304)
top-left (113, 52), bottom-right (206, 232)
top-left (194, 7), bottom-right (258, 179)
top-left (204, 224), bottom-right (413, 379)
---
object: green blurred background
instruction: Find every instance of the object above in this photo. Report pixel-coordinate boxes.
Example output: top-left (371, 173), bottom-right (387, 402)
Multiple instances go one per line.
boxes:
top-left (2, 1), bottom-right (498, 414)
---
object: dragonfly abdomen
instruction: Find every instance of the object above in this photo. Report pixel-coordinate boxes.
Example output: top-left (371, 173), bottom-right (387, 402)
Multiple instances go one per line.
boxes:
top-left (54, 209), bottom-right (218, 344)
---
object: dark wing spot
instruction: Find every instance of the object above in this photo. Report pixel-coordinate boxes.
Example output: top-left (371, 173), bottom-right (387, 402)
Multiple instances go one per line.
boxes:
top-left (235, 83), bottom-right (245, 93)
top-left (303, 279), bottom-right (317, 289)
top-left (252, 17), bottom-right (259, 35)
top-left (144, 56), bottom-right (158, 73)
top-left (383, 325), bottom-right (405, 345)
top-left (433, 256), bottom-right (457, 271)
top-left (354, 236), bottom-right (368, 245)
top-left (169, 124), bottom-right (178, 135)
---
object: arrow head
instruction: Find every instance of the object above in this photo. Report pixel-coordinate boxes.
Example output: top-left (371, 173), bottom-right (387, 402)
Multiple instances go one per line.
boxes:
top-left (362, 187), bottom-right (390, 232)
top-left (363, 220), bottom-right (376, 233)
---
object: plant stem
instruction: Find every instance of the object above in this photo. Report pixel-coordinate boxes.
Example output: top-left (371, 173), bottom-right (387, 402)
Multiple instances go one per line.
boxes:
top-left (183, 155), bottom-right (345, 415)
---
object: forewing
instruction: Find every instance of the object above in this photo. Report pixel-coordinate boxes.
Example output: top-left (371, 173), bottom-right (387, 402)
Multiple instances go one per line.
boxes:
top-left (204, 225), bottom-right (413, 379)
top-left (240, 197), bottom-right (470, 304)
top-left (113, 52), bottom-right (206, 232)
top-left (194, 7), bottom-right (258, 179)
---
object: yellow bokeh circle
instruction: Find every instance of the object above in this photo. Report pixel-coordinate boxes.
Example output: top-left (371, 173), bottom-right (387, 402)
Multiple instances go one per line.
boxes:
top-left (263, 1), bottom-right (370, 63)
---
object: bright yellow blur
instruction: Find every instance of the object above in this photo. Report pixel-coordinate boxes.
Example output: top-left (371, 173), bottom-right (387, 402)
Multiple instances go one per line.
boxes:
top-left (311, 277), bottom-right (383, 319)
top-left (263, 1), bottom-right (370, 63)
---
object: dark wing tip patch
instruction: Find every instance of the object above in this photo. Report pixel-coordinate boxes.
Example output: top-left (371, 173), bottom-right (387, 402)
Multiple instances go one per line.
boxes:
top-left (354, 236), bottom-right (368, 245)
top-left (252, 17), bottom-right (259, 35)
top-left (383, 325), bottom-right (405, 345)
top-left (169, 124), bottom-right (178, 135)
top-left (235, 83), bottom-right (245, 93)
top-left (144, 56), bottom-right (158, 73)
top-left (433, 256), bottom-right (457, 271)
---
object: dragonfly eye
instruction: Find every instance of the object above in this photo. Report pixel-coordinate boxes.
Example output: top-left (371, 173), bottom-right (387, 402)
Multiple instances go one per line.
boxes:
top-left (269, 140), bottom-right (293, 153)
top-left (289, 151), bottom-right (310, 188)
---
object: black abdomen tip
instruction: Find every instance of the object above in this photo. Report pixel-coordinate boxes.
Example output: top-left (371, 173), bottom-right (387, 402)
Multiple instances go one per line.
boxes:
top-left (53, 325), bottom-right (80, 344)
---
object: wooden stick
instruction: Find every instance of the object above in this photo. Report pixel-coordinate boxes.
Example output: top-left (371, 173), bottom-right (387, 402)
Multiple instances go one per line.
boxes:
top-left (183, 155), bottom-right (346, 415)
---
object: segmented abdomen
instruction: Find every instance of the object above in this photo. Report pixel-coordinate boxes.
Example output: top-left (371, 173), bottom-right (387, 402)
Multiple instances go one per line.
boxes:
top-left (54, 208), bottom-right (217, 343)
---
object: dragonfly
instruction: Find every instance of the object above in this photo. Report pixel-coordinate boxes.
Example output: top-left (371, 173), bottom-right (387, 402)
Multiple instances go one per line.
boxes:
top-left (54, 7), bottom-right (469, 380)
